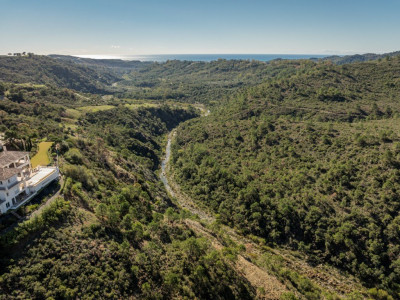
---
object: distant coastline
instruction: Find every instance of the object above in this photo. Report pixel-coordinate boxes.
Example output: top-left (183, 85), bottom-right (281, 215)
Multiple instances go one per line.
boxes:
top-left (73, 54), bottom-right (328, 62)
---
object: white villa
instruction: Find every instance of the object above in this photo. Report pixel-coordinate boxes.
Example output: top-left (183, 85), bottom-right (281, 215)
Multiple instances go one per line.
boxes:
top-left (0, 147), bottom-right (60, 214)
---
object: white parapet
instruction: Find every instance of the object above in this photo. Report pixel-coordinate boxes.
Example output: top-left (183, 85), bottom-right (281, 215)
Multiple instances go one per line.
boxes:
top-left (7, 167), bottom-right (60, 211)
top-left (26, 166), bottom-right (59, 194)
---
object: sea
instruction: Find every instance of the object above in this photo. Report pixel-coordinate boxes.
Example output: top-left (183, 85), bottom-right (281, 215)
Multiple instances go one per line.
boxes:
top-left (75, 54), bottom-right (328, 62)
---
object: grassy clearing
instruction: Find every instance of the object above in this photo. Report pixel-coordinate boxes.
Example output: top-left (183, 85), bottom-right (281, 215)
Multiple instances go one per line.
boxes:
top-left (65, 108), bottom-right (82, 119)
top-left (124, 103), bottom-right (159, 110)
top-left (123, 99), bottom-right (204, 112)
top-left (15, 83), bottom-right (47, 88)
top-left (77, 105), bottom-right (115, 113)
top-left (31, 142), bottom-right (53, 168)
top-left (60, 117), bottom-right (78, 125)
top-left (69, 100), bottom-right (200, 119)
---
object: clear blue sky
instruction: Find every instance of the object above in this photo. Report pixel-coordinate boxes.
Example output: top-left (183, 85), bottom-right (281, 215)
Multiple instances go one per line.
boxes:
top-left (1, 0), bottom-right (400, 55)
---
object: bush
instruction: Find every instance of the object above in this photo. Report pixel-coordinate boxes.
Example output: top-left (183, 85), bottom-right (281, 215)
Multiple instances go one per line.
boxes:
top-left (63, 165), bottom-right (98, 190)
top-left (64, 148), bottom-right (84, 165)
top-left (0, 198), bottom-right (70, 248)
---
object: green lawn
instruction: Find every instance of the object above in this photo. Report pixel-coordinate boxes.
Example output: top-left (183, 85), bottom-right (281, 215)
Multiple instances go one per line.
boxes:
top-left (31, 142), bottom-right (53, 168)
top-left (77, 105), bottom-right (115, 113)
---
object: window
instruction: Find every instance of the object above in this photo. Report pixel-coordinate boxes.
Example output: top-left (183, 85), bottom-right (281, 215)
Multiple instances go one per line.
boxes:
top-left (6, 202), bottom-right (10, 208)
top-left (6, 192), bottom-right (9, 196)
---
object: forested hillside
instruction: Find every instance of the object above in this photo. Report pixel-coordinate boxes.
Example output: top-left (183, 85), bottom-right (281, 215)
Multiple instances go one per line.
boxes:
top-left (117, 59), bottom-right (316, 104)
top-left (49, 55), bottom-right (150, 74)
top-left (0, 55), bottom-right (315, 103)
top-left (0, 83), bottom-right (257, 299)
top-left (323, 50), bottom-right (400, 65)
top-left (1, 53), bottom-right (400, 299)
top-left (0, 55), bottom-right (120, 93)
top-left (172, 55), bottom-right (400, 297)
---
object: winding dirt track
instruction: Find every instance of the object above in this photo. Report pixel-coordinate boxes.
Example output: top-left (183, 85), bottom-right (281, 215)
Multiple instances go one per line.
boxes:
top-left (160, 130), bottom-right (288, 299)
top-left (160, 124), bottom-right (367, 299)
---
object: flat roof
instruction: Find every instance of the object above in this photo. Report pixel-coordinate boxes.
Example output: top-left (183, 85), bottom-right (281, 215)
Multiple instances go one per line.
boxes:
top-left (0, 151), bottom-right (30, 168)
top-left (27, 167), bottom-right (57, 186)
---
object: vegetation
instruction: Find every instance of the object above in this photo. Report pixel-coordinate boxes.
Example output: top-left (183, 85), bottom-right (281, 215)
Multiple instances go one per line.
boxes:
top-left (0, 82), bottom-right (255, 299)
top-left (0, 55), bottom-right (120, 93)
top-left (172, 55), bottom-right (400, 297)
top-left (0, 198), bottom-right (71, 247)
top-left (48, 54), bottom-right (149, 74)
top-left (31, 141), bottom-right (53, 168)
top-left (116, 59), bottom-right (316, 104)
top-left (322, 50), bottom-right (400, 65)
top-left (2, 53), bottom-right (400, 298)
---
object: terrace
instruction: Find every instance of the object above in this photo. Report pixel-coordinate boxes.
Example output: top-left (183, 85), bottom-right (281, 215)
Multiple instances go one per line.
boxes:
top-left (10, 167), bottom-right (59, 210)
top-left (26, 167), bottom-right (58, 188)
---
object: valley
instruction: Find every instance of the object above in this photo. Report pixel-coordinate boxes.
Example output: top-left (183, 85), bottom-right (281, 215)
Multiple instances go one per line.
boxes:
top-left (0, 53), bottom-right (399, 299)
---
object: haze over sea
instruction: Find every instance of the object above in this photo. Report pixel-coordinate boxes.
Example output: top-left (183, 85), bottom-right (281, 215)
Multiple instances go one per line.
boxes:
top-left (75, 54), bottom-right (328, 62)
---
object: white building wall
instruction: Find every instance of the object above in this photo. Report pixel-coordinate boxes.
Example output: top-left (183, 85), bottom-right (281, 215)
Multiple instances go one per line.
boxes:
top-left (0, 167), bottom-right (60, 214)
top-left (0, 174), bottom-right (18, 200)
top-left (0, 174), bottom-right (26, 214)
top-left (1, 174), bottom-right (18, 186)
top-left (0, 151), bottom-right (59, 214)
top-left (29, 168), bottom-right (59, 193)
top-left (0, 202), bottom-right (8, 214)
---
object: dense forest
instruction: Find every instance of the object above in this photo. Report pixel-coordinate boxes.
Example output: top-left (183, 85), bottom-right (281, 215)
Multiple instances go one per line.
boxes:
top-left (0, 54), bottom-right (316, 104)
top-left (0, 55), bottom-right (120, 93)
top-left (48, 55), bottom-right (151, 74)
top-left (172, 55), bottom-right (400, 297)
top-left (322, 50), bottom-right (400, 65)
top-left (0, 83), bottom-right (255, 299)
top-left (1, 53), bottom-right (400, 299)
top-left (116, 59), bottom-right (314, 104)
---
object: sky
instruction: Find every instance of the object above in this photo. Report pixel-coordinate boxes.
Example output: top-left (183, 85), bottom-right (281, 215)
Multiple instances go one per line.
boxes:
top-left (1, 0), bottom-right (400, 56)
